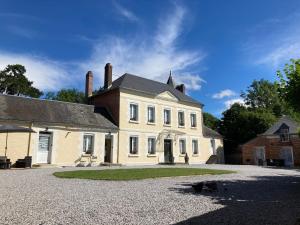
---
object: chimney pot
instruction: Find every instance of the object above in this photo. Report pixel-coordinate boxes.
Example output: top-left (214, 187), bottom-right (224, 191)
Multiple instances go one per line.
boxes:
top-left (104, 63), bottom-right (112, 89)
top-left (85, 71), bottom-right (93, 98)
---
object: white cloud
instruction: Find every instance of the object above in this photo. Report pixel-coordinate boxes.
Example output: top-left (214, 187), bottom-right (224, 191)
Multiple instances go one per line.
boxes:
top-left (0, 52), bottom-right (73, 91)
top-left (224, 98), bottom-right (244, 109)
top-left (113, 1), bottom-right (139, 22)
top-left (81, 4), bottom-right (205, 91)
top-left (212, 89), bottom-right (236, 99)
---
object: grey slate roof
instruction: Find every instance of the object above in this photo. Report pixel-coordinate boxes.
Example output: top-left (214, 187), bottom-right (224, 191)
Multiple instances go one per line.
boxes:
top-left (0, 94), bottom-right (117, 130)
top-left (203, 125), bottom-right (222, 139)
top-left (96, 73), bottom-right (203, 107)
top-left (263, 115), bottom-right (300, 135)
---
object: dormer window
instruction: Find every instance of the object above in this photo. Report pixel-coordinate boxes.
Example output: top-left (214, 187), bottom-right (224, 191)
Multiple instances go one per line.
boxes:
top-left (280, 128), bottom-right (290, 142)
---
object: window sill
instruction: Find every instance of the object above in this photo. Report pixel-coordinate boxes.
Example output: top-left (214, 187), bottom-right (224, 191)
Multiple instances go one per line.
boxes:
top-left (147, 122), bottom-right (156, 125)
top-left (163, 124), bottom-right (171, 127)
top-left (190, 127), bottom-right (197, 129)
top-left (128, 154), bottom-right (139, 157)
top-left (178, 125), bottom-right (185, 128)
top-left (179, 154), bottom-right (186, 157)
top-left (147, 154), bottom-right (157, 157)
top-left (192, 154), bottom-right (199, 157)
top-left (129, 120), bottom-right (139, 124)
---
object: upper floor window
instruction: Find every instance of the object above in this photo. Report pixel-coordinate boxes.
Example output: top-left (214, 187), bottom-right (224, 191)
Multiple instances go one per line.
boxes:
top-left (130, 103), bottom-right (138, 121)
top-left (148, 137), bottom-right (156, 155)
top-left (190, 113), bottom-right (197, 127)
top-left (148, 106), bottom-right (155, 123)
top-left (83, 134), bottom-right (94, 154)
top-left (164, 109), bottom-right (171, 125)
top-left (178, 111), bottom-right (185, 127)
top-left (129, 136), bottom-right (138, 154)
top-left (280, 128), bottom-right (290, 142)
top-left (179, 139), bottom-right (186, 154)
top-left (192, 140), bottom-right (199, 155)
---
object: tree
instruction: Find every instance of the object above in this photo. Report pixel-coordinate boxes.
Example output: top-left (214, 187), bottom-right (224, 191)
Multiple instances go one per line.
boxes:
top-left (219, 103), bottom-right (276, 152)
top-left (277, 59), bottom-right (300, 112)
top-left (45, 89), bottom-right (86, 104)
top-left (0, 64), bottom-right (42, 97)
top-left (203, 112), bottom-right (220, 131)
top-left (241, 79), bottom-right (285, 117)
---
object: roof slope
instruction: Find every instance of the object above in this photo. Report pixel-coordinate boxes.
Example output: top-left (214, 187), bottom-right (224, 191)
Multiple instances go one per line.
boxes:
top-left (263, 115), bottom-right (300, 135)
top-left (97, 73), bottom-right (203, 107)
top-left (0, 94), bottom-right (117, 130)
top-left (203, 125), bottom-right (222, 138)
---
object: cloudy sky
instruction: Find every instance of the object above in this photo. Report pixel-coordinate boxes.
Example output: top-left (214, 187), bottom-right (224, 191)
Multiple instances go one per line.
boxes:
top-left (0, 0), bottom-right (299, 117)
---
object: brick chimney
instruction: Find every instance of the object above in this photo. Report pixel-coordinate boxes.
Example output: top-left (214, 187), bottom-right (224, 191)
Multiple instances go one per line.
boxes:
top-left (104, 63), bottom-right (112, 89)
top-left (176, 84), bottom-right (186, 94)
top-left (85, 71), bottom-right (93, 98)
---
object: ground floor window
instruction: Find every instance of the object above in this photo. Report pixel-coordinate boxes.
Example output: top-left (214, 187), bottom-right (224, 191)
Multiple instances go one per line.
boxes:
top-left (83, 134), bottom-right (94, 154)
top-left (179, 139), bottom-right (186, 154)
top-left (148, 137), bottom-right (156, 154)
top-left (129, 136), bottom-right (138, 154)
top-left (192, 140), bottom-right (198, 154)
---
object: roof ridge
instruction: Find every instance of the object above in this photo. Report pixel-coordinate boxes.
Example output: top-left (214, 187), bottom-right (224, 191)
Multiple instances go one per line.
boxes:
top-left (0, 94), bottom-right (93, 108)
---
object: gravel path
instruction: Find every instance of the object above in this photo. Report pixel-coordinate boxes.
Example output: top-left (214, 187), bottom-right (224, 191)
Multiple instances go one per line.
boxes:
top-left (0, 165), bottom-right (300, 225)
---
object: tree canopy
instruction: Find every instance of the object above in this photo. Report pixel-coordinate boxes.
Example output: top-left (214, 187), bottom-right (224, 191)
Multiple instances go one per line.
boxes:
top-left (0, 64), bottom-right (42, 98)
top-left (45, 89), bottom-right (86, 104)
top-left (203, 112), bottom-right (220, 131)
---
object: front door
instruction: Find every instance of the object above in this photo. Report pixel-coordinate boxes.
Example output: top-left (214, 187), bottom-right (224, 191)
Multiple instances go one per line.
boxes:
top-left (37, 132), bottom-right (52, 164)
top-left (280, 147), bottom-right (294, 167)
top-left (164, 139), bottom-right (173, 163)
top-left (254, 147), bottom-right (265, 166)
top-left (104, 136), bottom-right (112, 163)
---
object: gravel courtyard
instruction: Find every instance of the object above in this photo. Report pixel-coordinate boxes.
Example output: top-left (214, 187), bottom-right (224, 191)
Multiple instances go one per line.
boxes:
top-left (0, 165), bottom-right (300, 225)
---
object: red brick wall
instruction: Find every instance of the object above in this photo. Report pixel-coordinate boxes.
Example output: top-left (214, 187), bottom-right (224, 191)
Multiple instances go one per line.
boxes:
top-left (242, 135), bottom-right (300, 166)
top-left (91, 89), bottom-right (120, 126)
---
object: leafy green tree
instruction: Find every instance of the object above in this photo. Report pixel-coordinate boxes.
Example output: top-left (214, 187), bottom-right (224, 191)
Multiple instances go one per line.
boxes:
top-left (241, 79), bottom-right (285, 117)
top-left (45, 88), bottom-right (86, 103)
top-left (0, 64), bottom-right (42, 97)
top-left (219, 103), bottom-right (276, 152)
top-left (277, 59), bottom-right (300, 112)
top-left (203, 112), bottom-right (220, 131)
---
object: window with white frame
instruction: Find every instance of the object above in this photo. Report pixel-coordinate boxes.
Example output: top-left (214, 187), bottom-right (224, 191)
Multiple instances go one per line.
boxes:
top-left (130, 103), bottom-right (138, 121)
top-left (148, 137), bottom-right (156, 154)
top-left (164, 109), bottom-right (171, 125)
top-left (179, 139), bottom-right (186, 154)
top-left (129, 136), bottom-right (138, 154)
top-left (83, 134), bottom-right (94, 154)
top-left (148, 106), bottom-right (155, 123)
top-left (190, 113), bottom-right (197, 127)
top-left (192, 140), bottom-right (199, 155)
top-left (178, 111), bottom-right (185, 127)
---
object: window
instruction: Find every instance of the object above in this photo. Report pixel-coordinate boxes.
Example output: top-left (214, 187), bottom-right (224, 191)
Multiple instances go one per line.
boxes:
top-left (129, 136), bottom-right (138, 154)
top-left (164, 109), bottom-right (171, 125)
top-left (190, 113), bottom-right (197, 127)
top-left (280, 128), bottom-right (290, 142)
top-left (179, 139), bottom-right (186, 154)
top-left (130, 104), bottom-right (138, 121)
top-left (178, 111), bottom-right (185, 127)
top-left (192, 140), bottom-right (198, 155)
top-left (148, 138), bottom-right (156, 154)
top-left (83, 134), bottom-right (94, 154)
top-left (148, 106), bottom-right (155, 123)
top-left (211, 139), bottom-right (216, 155)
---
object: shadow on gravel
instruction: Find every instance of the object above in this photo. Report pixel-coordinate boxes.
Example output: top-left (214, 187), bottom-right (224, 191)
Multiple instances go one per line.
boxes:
top-left (169, 175), bottom-right (300, 225)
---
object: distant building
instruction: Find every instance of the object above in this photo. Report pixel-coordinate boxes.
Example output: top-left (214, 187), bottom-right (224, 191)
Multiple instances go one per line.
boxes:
top-left (0, 63), bottom-right (223, 166)
top-left (242, 116), bottom-right (300, 167)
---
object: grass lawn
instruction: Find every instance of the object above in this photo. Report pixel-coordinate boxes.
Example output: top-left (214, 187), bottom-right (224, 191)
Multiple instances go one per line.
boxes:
top-left (53, 168), bottom-right (235, 181)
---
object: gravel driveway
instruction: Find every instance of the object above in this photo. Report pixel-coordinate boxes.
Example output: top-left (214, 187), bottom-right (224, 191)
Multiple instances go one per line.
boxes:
top-left (0, 165), bottom-right (300, 225)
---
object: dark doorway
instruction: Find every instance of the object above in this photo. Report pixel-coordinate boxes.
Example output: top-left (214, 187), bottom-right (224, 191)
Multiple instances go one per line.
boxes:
top-left (164, 139), bottom-right (173, 163)
top-left (104, 136), bottom-right (112, 163)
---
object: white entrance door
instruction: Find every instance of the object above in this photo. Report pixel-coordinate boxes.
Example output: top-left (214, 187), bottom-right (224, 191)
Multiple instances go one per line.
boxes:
top-left (280, 147), bottom-right (294, 167)
top-left (254, 147), bottom-right (265, 165)
top-left (37, 133), bottom-right (52, 163)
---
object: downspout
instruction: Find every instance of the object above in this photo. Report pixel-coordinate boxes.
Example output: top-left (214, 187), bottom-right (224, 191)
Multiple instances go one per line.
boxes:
top-left (27, 122), bottom-right (33, 156)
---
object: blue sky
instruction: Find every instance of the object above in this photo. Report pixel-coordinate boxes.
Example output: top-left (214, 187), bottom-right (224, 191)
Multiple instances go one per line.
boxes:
top-left (1, 0), bottom-right (300, 117)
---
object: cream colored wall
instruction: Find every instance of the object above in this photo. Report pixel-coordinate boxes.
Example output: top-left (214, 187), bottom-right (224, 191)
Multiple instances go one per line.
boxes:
top-left (117, 90), bottom-right (220, 165)
top-left (0, 120), bottom-right (116, 166)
